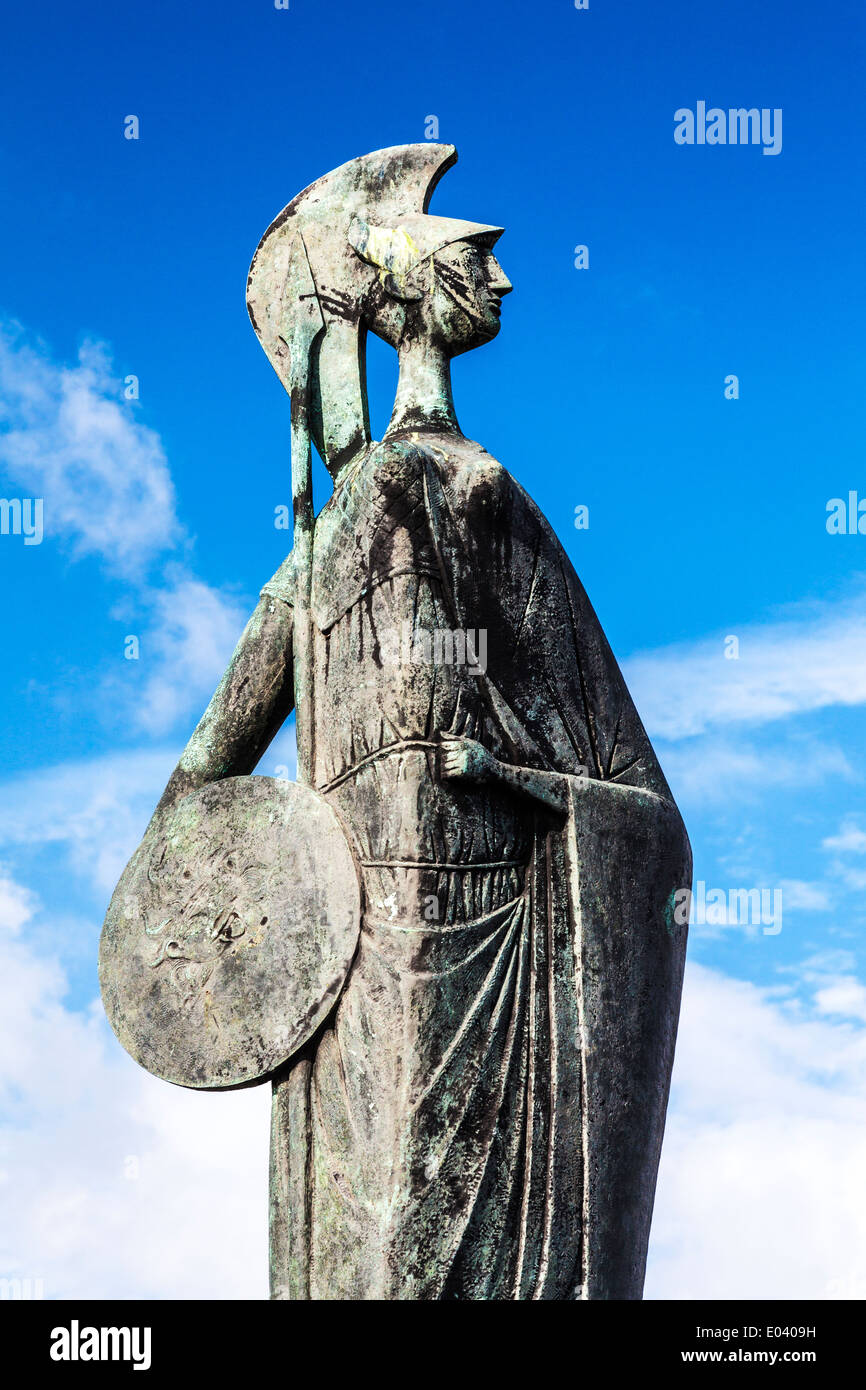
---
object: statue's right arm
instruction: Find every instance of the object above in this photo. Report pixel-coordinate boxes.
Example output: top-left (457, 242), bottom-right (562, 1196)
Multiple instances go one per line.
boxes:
top-left (149, 557), bottom-right (295, 825)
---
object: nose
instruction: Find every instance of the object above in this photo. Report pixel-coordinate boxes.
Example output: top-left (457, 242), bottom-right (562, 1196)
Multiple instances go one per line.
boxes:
top-left (487, 255), bottom-right (513, 296)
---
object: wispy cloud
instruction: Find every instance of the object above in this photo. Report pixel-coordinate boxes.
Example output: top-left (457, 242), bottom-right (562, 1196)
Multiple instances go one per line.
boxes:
top-left (109, 569), bottom-right (248, 736)
top-left (0, 321), bottom-right (255, 740)
top-left (0, 749), bottom-right (177, 898)
top-left (625, 585), bottom-right (866, 741)
top-left (655, 732), bottom-right (854, 808)
top-left (821, 818), bottom-right (866, 893)
top-left (777, 879), bottom-right (833, 912)
top-left (0, 871), bottom-right (38, 932)
top-left (823, 820), bottom-right (866, 856)
top-left (0, 728), bottom-right (296, 906)
top-left (0, 323), bottom-right (183, 576)
top-left (648, 962), bottom-right (866, 1299)
top-left (813, 978), bottom-right (866, 1024)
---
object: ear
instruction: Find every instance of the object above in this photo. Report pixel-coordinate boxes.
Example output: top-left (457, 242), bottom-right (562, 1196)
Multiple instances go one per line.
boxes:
top-left (348, 217), bottom-right (425, 302)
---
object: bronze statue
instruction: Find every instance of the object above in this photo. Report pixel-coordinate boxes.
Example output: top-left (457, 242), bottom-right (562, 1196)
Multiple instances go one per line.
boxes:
top-left (100, 144), bottom-right (691, 1301)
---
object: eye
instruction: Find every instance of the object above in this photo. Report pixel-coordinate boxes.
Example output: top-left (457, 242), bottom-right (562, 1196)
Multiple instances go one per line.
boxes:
top-left (213, 911), bottom-right (245, 943)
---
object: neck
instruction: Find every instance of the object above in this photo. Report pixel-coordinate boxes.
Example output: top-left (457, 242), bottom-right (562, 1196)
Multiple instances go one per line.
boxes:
top-left (386, 338), bottom-right (461, 437)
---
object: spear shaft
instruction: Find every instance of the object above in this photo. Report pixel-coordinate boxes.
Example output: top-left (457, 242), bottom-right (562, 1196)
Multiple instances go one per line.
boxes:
top-left (283, 235), bottom-right (324, 787)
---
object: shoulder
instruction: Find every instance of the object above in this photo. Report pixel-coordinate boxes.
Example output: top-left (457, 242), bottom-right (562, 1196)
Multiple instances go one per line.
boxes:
top-left (432, 438), bottom-right (552, 558)
top-left (387, 433), bottom-right (520, 526)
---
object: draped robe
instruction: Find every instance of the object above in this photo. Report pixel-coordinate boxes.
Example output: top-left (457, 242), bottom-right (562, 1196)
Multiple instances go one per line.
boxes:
top-left (262, 432), bottom-right (690, 1300)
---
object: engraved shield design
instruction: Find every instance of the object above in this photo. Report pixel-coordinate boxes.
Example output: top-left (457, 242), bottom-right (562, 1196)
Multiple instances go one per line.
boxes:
top-left (99, 777), bottom-right (361, 1090)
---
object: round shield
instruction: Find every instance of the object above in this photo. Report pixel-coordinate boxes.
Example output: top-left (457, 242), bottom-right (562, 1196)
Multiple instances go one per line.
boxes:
top-left (99, 776), bottom-right (361, 1090)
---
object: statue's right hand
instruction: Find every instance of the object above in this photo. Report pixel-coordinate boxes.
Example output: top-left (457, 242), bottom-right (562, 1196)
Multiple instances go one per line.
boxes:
top-left (439, 733), bottom-right (498, 785)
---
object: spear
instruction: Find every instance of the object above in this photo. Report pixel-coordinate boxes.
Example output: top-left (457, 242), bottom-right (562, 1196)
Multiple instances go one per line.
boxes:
top-left (281, 233), bottom-right (324, 786)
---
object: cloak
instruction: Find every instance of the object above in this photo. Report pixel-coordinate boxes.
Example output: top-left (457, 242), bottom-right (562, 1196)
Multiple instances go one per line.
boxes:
top-left (264, 436), bottom-right (690, 1299)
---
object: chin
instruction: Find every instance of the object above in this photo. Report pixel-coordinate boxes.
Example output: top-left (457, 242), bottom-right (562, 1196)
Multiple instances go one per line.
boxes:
top-left (449, 312), bottom-right (501, 356)
top-left (474, 316), bottom-right (502, 344)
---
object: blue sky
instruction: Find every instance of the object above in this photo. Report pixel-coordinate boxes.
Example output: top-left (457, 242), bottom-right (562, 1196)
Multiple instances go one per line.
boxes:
top-left (1, 0), bottom-right (865, 1299)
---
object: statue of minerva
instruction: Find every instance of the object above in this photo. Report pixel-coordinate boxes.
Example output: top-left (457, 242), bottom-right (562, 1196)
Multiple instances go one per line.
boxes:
top-left (100, 143), bottom-right (691, 1301)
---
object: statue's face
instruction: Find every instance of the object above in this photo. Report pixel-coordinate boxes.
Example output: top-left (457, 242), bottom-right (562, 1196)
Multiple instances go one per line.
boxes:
top-left (429, 240), bottom-right (512, 355)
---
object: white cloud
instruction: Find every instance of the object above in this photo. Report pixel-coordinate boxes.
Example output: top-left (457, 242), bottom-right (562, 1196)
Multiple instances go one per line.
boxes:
top-left (0, 749), bottom-right (177, 898)
top-left (656, 733), bottom-right (854, 808)
top-left (0, 321), bottom-right (260, 739)
top-left (0, 880), bottom-right (268, 1299)
top-left (0, 723), bottom-right (296, 911)
top-left (813, 979), bottom-right (866, 1024)
top-left (625, 586), bottom-right (866, 740)
top-left (778, 879), bottom-right (832, 912)
top-left (820, 820), bottom-right (866, 895)
top-left (823, 821), bottom-right (866, 855)
top-left (798, 949), bottom-right (857, 978)
top-left (647, 963), bottom-right (866, 1299)
top-left (119, 569), bottom-right (248, 736)
top-left (0, 324), bottom-right (183, 576)
top-left (0, 871), bottom-right (37, 932)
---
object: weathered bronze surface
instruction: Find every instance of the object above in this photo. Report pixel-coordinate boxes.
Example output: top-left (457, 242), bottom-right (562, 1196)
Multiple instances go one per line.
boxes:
top-left (100, 143), bottom-right (691, 1300)
top-left (99, 777), bottom-right (360, 1090)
